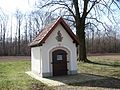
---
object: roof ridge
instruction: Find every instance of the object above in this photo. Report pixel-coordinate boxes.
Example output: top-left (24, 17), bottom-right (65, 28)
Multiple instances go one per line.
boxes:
top-left (29, 17), bottom-right (79, 47)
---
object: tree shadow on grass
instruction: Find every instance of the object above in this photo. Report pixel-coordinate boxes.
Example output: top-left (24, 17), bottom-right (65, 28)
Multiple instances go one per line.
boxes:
top-left (48, 73), bottom-right (120, 89)
top-left (88, 61), bottom-right (120, 67)
top-left (71, 76), bottom-right (120, 89)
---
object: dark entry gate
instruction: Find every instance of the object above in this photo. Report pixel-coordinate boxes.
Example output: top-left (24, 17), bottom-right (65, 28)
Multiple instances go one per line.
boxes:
top-left (52, 49), bottom-right (67, 76)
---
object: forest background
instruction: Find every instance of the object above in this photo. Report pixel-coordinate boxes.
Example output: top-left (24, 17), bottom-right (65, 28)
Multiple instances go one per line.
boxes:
top-left (0, 0), bottom-right (120, 56)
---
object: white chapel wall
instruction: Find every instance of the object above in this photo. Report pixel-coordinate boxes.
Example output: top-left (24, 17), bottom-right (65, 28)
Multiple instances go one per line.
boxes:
top-left (31, 47), bottom-right (41, 74)
top-left (42, 24), bottom-right (77, 74)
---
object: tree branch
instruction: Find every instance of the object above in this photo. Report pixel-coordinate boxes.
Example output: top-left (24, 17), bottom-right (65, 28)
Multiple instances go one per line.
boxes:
top-left (39, 1), bottom-right (76, 19)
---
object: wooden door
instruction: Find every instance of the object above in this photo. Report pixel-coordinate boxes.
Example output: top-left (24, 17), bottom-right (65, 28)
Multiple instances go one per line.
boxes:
top-left (52, 49), bottom-right (67, 76)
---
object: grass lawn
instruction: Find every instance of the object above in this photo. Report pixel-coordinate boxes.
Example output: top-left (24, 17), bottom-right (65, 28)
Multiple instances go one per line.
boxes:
top-left (74, 55), bottom-right (120, 90)
top-left (84, 55), bottom-right (120, 79)
top-left (0, 59), bottom-right (53, 90)
top-left (0, 55), bottom-right (120, 90)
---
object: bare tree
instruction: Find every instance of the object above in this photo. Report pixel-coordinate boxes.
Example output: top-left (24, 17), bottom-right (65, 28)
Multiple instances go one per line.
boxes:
top-left (38, 0), bottom-right (120, 62)
top-left (15, 9), bottom-right (23, 55)
top-left (0, 9), bottom-right (8, 55)
top-left (28, 15), bottom-right (32, 42)
top-left (24, 14), bottom-right (28, 43)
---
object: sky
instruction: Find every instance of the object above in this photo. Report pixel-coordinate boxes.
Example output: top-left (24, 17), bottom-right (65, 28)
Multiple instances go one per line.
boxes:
top-left (0, 0), bottom-right (37, 14)
top-left (0, 0), bottom-right (38, 37)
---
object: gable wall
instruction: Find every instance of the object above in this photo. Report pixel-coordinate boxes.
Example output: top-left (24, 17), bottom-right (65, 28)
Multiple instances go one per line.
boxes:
top-left (41, 24), bottom-right (77, 74)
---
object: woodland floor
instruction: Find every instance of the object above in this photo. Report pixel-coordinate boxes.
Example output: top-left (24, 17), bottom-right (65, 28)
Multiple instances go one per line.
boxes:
top-left (0, 54), bottom-right (120, 90)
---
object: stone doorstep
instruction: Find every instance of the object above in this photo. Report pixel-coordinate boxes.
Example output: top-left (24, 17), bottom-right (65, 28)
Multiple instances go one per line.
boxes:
top-left (25, 71), bottom-right (66, 86)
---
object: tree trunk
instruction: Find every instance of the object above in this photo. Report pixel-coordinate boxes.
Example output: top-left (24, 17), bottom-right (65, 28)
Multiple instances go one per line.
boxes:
top-left (91, 30), bottom-right (94, 52)
top-left (3, 24), bottom-right (6, 55)
top-left (76, 19), bottom-right (89, 62)
top-left (73, 0), bottom-right (90, 62)
top-left (18, 19), bottom-right (21, 55)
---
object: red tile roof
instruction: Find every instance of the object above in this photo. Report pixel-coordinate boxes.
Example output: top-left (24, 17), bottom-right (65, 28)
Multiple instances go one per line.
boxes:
top-left (29, 17), bottom-right (79, 47)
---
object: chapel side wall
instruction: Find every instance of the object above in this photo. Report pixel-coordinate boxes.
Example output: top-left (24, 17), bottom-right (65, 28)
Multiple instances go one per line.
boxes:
top-left (31, 47), bottom-right (42, 76)
top-left (42, 24), bottom-right (77, 76)
top-left (70, 45), bottom-right (77, 74)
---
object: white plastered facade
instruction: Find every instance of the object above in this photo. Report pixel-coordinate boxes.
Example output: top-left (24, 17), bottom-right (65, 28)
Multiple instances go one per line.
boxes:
top-left (31, 24), bottom-right (77, 77)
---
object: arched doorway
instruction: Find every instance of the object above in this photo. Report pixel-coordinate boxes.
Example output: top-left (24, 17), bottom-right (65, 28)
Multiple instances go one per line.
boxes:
top-left (52, 49), bottom-right (67, 76)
